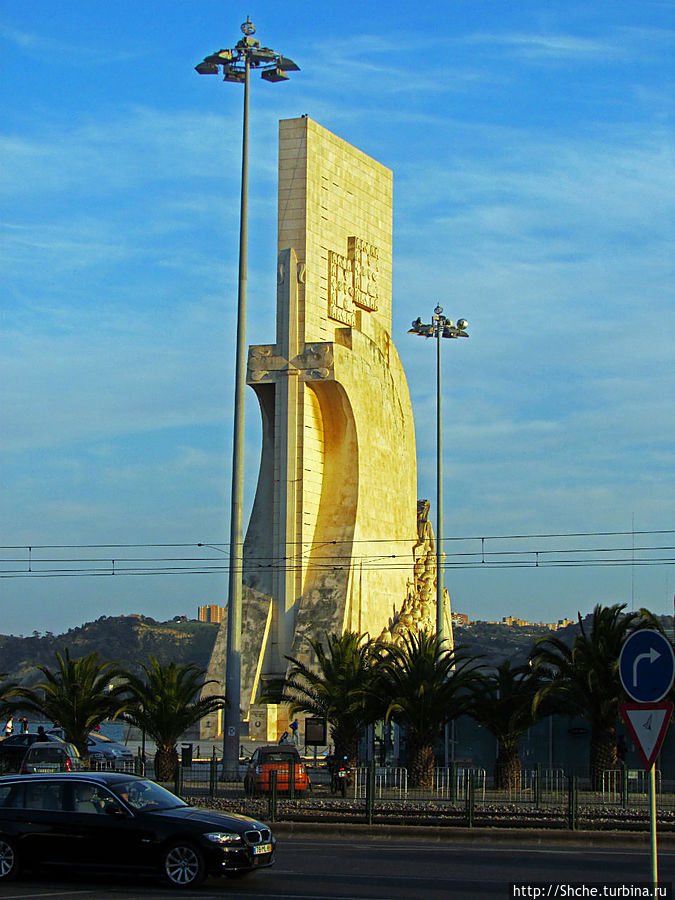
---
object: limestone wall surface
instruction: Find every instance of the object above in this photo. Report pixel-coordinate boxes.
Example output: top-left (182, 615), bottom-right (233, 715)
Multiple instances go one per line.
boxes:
top-left (202, 118), bottom-right (419, 738)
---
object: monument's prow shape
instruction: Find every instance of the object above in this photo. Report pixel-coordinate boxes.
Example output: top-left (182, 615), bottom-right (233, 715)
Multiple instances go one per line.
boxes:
top-left (202, 118), bottom-right (420, 739)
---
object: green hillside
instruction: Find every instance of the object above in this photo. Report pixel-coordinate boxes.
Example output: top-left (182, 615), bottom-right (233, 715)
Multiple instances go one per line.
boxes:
top-left (453, 621), bottom-right (568, 666)
top-left (3, 611), bottom-right (669, 687)
top-left (0, 615), bottom-right (220, 685)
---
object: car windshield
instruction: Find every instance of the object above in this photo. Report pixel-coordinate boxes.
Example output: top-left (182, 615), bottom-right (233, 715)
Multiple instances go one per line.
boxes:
top-left (261, 752), bottom-right (298, 763)
top-left (110, 779), bottom-right (188, 812)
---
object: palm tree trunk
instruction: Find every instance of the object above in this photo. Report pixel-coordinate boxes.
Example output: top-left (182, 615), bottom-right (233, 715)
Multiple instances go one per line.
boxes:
top-left (333, 730), bottom-right (360, 769)
top-left (408, 741), bottom-right (435, 790)
top-left (590, 726), bottom-right (617, 790)
top-left (154, 745), bottom-right (179, 782)
top-left (494, 741), bottom-right (521, 790)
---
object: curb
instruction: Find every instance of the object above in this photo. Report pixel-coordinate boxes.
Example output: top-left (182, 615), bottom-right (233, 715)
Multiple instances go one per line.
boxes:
top-left (270, 821), bottom-right (675, 847)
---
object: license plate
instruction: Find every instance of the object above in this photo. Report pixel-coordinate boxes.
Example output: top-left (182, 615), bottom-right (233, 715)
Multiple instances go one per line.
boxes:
top-left (253, 843), bottom-right (272, 855)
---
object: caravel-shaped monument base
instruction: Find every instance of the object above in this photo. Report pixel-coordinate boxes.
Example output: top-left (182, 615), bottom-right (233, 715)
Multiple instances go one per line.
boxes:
top-left (201, 118), bottom-right (451, 741)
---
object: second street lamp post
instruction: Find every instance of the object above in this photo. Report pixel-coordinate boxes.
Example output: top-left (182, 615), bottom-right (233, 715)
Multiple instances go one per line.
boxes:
top-left (196, 19), bottom-right (299, 780)
top-left (409, 307), bottom-right (468, 649)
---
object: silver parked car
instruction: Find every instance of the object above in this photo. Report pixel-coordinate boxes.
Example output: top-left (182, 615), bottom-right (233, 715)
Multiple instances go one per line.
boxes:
top-left (48, 730), bottom-right (134, 770)
top-left (21, 741), bottom-right (82, 774)
top-left (86, 734), bottom-right (134, 770)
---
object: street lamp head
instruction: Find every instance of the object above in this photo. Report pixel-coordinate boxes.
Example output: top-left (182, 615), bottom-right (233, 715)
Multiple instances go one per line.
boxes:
top-left (195, 61), bottom-right (220, 75)
top-left (208, 49), bottom-right (234, 62)
top-left (261, 66), bottom-right (290, 82)
top-left (408, 321), bottom-right (434, 337)
top-left (223, 65), bottom-right (246, 83)
top-left (195, 26), bottom-right (298, 86)
top-left (249, 47), bottom-right (277, 64)
top-left (457, 319), bottom-right (468, 330)
top-left (278, 55), bottom-right (300, 72)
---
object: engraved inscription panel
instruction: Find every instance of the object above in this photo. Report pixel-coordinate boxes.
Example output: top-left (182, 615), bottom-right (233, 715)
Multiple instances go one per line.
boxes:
top-left (328, 236), bottom-right (379, 325)
top-left (349, 237), bottom-right (379, 312)
top-left (328, 249), bottom-right (355, 327)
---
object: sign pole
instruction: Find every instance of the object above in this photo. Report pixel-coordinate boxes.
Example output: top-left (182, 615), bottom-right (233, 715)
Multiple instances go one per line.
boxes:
top-left (650, 763), bottom-right (658, 889)
top-left (618, 629), bottom-right (675, 894)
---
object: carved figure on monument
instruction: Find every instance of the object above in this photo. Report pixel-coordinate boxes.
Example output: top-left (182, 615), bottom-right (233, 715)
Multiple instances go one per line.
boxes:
top-left (202, 118), bottom-right (431, 740)
top-left (378, 497), bottom-right (452, 648)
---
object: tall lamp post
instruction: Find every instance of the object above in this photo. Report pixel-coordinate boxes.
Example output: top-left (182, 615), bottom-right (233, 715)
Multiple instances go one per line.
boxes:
top-left (195, 19), bottom-right (299, 779)
top-left (408, 307), bottom-right (468, 649)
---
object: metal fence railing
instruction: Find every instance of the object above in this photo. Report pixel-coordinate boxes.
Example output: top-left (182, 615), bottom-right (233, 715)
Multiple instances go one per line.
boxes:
top-left (602, 767), bottom-right (662, 803)
top-left (151, 757), bottom-right (675, 832)
top-left (353, 766), bottom-right (408, 799)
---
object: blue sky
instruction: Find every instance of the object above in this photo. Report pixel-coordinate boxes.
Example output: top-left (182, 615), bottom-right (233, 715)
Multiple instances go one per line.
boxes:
top-left (1, 1), bottom-right (673, 636)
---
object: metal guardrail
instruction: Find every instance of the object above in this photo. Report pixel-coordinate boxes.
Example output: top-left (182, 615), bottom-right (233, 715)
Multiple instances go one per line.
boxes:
top-left (433, 766), bottom-right (486, 800)
top-left (602, 767), bottom-right (662, 802)
top-left (353, 766), bottom-right (408, 799)
top-left (90, 759), bottom-right (136, 774)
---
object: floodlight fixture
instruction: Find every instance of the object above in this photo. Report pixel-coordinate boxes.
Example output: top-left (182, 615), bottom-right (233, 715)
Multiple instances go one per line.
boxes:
top-left (223, 66), bottom-right (246, 84)
top-left (249, 48), bottom-right (278, 63)
top-left (261, 66), bottom-right (290, 83)
top-left (278, 56), bottom-right (301, 72)
top-left (195, 18), bottom-right (299, 86)
top-left (195, 61), bottom-right (220, 75)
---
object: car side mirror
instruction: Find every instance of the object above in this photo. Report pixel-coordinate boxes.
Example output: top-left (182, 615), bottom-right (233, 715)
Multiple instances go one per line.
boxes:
top-left (104, 804), bottom-right (128, 818)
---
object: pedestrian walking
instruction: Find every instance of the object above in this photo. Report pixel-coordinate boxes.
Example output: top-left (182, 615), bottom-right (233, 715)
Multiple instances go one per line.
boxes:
top-left (290, 718), bottom-right (299, 745)
top-left (4, 716), bottom-right (13, 737)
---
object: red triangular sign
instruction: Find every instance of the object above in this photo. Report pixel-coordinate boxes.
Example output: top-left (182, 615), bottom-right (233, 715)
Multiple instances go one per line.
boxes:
top-left (620, 701), bottom-right (673, 770)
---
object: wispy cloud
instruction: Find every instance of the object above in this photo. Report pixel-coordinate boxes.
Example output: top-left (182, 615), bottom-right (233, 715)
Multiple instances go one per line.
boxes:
top-left (464, 31), bottom-right (620, 61)
top-left (0, 21), bottom-right (143, 64)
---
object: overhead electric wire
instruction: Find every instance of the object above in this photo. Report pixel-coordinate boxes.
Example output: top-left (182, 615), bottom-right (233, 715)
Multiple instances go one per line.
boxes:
top-left (1, 528), bottom-right (673, 552)
top-left (1, 530), bottom-right (673, 579)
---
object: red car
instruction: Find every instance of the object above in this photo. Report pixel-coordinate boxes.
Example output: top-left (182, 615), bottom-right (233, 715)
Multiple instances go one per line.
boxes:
top-left (243, 745), bottom-right (309, 796)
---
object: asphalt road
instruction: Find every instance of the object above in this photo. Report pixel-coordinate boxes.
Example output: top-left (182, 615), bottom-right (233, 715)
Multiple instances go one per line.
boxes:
top-left (2, 836), bottom-right (674, 899)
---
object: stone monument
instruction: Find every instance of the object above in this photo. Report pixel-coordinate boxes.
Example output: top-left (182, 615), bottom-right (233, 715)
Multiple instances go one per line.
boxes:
top-left (202, 118), bottom-right (448, 741)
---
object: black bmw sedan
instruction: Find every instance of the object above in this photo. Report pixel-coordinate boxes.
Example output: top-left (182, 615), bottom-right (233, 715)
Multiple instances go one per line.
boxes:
top-left (0, 771), bottom-right (275, 887)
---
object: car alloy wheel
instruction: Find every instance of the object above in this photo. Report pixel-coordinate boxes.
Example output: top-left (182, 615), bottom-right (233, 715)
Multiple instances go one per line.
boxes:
top-left (0, 838), bottom-right (18, 881)
top-left (163, 842), bottom-right (205, 887)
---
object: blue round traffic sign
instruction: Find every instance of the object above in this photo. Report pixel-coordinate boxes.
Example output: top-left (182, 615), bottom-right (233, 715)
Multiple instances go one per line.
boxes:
top-left (619, 629), bottom-right (675, 703)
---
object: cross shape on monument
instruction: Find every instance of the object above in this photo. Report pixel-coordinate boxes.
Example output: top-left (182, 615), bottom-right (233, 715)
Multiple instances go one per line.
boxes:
top-left (248, 342), bottom-right (333, 383)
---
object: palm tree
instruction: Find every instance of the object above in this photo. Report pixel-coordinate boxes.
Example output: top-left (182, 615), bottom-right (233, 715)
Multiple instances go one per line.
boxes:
top-left (11, 649), bottom-right (127, 759)
top-left (530, 603), bottom-right (652, 789)
top-left (374, 631), bottom-right (483, 789)
top-left (121, 657), bottom-right (226, 781)
top-left (468, 660), bottom-right (543, 789)
top-left (261, 631), bottom-right (379, 766)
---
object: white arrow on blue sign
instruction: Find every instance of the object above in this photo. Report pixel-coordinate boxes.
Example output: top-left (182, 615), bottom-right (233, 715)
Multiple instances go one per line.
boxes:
top-left (619, 629), bottom-right (675, 703)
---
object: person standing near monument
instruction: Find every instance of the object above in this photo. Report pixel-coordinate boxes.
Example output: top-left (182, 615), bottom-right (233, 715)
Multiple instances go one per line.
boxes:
top-left (4, 716), bottom-right (13, 737)
top-left (290, 718), bottom-right (299, 745)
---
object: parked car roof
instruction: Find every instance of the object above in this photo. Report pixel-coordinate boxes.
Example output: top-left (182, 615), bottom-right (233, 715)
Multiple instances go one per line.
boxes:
top-left (257, 744), bottom-right (301, 755)
top-left (4, 770), bottom-right (139, 785)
